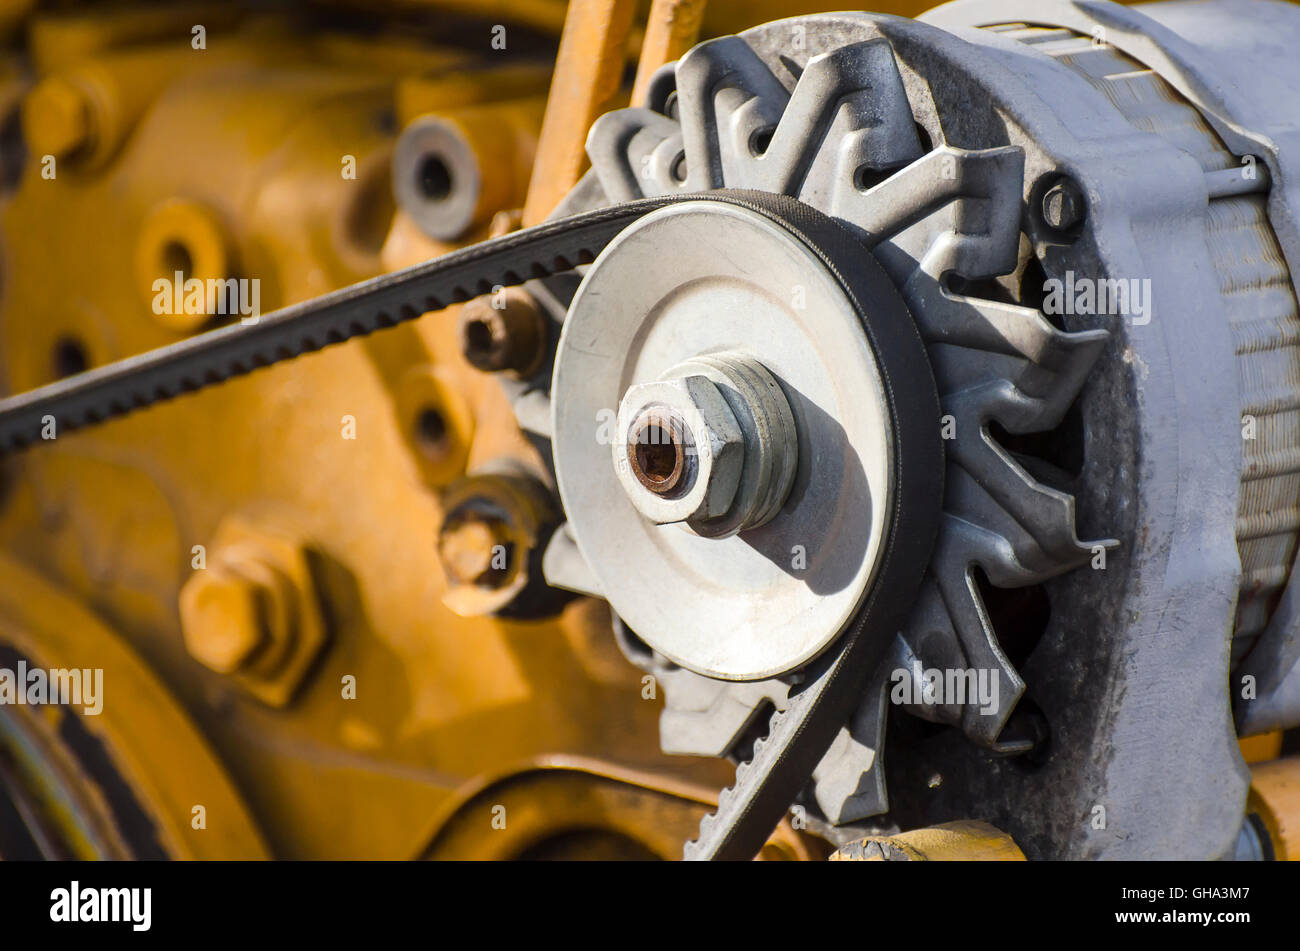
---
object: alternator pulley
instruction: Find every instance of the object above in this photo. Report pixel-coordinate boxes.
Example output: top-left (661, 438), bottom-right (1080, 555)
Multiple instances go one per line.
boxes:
top-left (553, 196), bottom-right (935, 682)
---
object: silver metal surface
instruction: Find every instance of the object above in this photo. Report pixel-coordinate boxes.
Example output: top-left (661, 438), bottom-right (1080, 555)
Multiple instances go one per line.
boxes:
top-left (930, 0), bottom-right (1300, 742)
top-left (554, 201), bottom-right (897, 682)
top-left (614, 374), bottom-right (745, 526)
top-left (392, 115), bottom-right (483, 241)
top-left (551, 10), bottom-right (1116, 836)
top-left (633, 352), bottom-right (801, 538)
top-left (910, 0), bottom-right (1259, 858)
top-left (538, 0), bottom-right (1300, 858)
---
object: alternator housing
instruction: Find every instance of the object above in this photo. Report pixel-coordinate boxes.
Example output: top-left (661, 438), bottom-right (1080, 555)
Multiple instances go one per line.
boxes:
top-left (530, 0), bottom-right (1300, 859)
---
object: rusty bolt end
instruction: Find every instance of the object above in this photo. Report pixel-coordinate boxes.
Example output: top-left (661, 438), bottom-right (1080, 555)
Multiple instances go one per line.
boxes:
top-left (438, 513), bottom-right (513, 588)
top-left (612, 375), bottom-right (744, 526)
top-left (627, 412), bottom-right (688, 495)
top-left (459, 290), bottom-right (545, 376)
top-left (437, 468), bottom-right (561, 618)
top-left (24, 77), bottom-right (94, 161)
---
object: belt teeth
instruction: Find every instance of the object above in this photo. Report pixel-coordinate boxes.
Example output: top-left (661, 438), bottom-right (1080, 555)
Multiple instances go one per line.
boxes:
top-left (0, 195), bottom-right (685, 452)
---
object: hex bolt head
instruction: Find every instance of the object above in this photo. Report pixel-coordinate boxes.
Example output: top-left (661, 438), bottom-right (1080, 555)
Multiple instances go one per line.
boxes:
top-left (1041, 177), bottom-right (1087, 232)
top-left (180, 547), bottom-right (301, 681)
top-left (614, 375), bottom-right (744, 526)
top-left (436, 467), bottom-right (569, 619)
top-left (178, 522), bottom-right (328, 707)
top-left (179, 563), bottom-right (269, 674)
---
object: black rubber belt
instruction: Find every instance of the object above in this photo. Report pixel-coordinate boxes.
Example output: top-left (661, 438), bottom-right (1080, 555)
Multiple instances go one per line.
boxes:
top-left (0, 193), bottom-right (691, 452)
top-left (0, 190), bottom-right (943, 862)
top-left (668, 193), bottom-right (944, 860)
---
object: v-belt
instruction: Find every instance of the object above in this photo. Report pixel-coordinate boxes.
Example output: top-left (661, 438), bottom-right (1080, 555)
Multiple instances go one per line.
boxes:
top-left (0, 190), bottom-right (943, 861)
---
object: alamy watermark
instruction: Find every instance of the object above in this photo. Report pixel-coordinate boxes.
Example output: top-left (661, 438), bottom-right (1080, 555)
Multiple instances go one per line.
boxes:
top-left (152, 273), bottom-right (261, 324)
top-left (890, 666), bottom-right (999, 716)
top-left (50, 882), bottom-right (150, 931)
top-left (0, 661), bottom-right (103, 714)
top-left (1043, 270), bottom-right (1151, 325)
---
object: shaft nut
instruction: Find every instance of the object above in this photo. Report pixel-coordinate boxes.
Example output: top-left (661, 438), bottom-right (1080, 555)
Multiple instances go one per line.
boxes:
top-left (614, 375), bottom-right (744, 527)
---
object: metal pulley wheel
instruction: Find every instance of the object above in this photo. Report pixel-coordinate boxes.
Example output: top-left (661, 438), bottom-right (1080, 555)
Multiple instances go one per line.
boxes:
top-left (532, 0), bottom-right (1300, 858)
top-left (552, 195), bottom-right (940, 681)
top-left (8, 0), bottom-right (1300, 861)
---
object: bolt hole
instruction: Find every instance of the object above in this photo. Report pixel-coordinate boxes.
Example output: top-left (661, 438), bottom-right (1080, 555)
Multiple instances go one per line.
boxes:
top-left (417, 154), bottom-right (453, 202)
top-left (852, 164), bottom-right (883, 192)
top-left (748, 126), bottom-right (775, 157)
top-left (631, 420), bottom-right (684, 493)
top-left (415, 406), bottom-right (448, 455)
top-left (853, 164), bottom-right (898, 192)
top-left (636, 431), bottom-right (676, 482)
top-left (464, 317), bottom-right (496, 361)
top-left (1032, 173), bottom-right (1088, 239)
top-left (52, 336), bottom-right (88, 378)
top-left (670, 151), bottom-right (688, 184)
top-left (161, 240), bottom-right (193, 280)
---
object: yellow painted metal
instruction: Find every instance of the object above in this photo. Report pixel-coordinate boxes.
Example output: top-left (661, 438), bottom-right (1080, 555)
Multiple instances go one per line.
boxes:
top-left (0, 551), bottom-right (269, 858)
top-left (135, 198), bottom-right (235, 333)
top-left (27, 4), bottom-right (244, 74)
top-left (423, 756), bottom-right (822, 859)
top-left (394, 66), bottom-right (555, 126)
top-left (423, 760), bottom-right (717, 859)
top-left (522, 0), bottom-right (640, 225)
top-left (437, 466), bottom-right (557, 617)
top-left (631, 0), bottom-right (708, 106)
top-left (1249, 755), bottom-right (1300, 860)
top-left (1239, 731), bottom-right (1284, 764)
top-left (0, 1), bottom-right (745, 860)
top-left (178, 516), bottom-right (331, 707)
top-left (831, 821), bottom-right (1027, 861)
top-left (21, 75), bottom-right (90, 160)
top-left (0, 0), bottom-right (1019, 861)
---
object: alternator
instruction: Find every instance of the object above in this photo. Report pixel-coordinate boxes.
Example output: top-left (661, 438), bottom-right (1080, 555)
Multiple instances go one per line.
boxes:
top-left (4, 0), bottom-right (1298, 862)
top-left (527, 0), bottom-right (1300, 859)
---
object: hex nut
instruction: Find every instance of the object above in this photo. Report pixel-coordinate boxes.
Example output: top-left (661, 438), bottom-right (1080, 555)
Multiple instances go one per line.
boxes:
top-left (614, 375), bottom-right (744, 526)
top-left (437, 466), bottom-right (566, 619)
top-left (459, 289), bottom-right (546, 376)
top-left (179, 519), bottom-right (328, 708)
